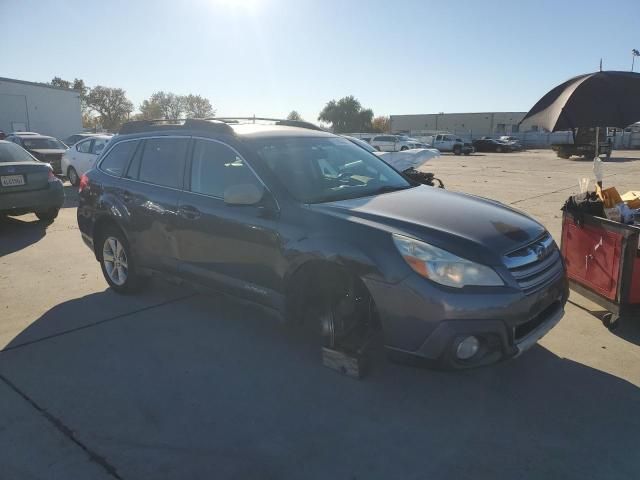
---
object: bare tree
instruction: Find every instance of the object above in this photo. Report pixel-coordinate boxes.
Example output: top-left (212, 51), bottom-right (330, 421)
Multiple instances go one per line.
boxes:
top-left (86, 86), bottom-right (134, 131)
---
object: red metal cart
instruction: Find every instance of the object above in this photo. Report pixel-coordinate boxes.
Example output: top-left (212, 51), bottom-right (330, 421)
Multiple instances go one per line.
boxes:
top-left (561, 211), bottom-right (640, 328)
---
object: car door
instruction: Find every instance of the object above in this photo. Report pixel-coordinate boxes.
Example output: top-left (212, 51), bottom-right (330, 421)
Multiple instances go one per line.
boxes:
top-left (119, 136), bottom-right (188, 273)
top-left (174, 138), bottom-right (283, 308)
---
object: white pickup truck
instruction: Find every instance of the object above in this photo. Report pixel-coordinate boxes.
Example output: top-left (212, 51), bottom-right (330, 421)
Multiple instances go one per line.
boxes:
top-left (427, 134), bottom-right (474, 155)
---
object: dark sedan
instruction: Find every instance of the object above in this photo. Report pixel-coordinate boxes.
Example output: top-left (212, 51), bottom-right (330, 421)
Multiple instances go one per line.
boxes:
top-left (0, 140), bottom-right (64, 222)
top-left (5, 134), bottom-right (68, 174)
top-left (472, 138), bottom-right (518, 153)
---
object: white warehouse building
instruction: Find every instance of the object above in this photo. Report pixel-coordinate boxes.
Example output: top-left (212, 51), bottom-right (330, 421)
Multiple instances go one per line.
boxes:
top-left (390, 112), bottom-right (540, 139)
top-left (0, 77), bottom-right (82, 140)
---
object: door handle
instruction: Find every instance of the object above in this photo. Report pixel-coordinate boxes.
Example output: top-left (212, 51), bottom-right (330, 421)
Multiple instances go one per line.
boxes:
top-left (178, 205), bottom-right (201, 220)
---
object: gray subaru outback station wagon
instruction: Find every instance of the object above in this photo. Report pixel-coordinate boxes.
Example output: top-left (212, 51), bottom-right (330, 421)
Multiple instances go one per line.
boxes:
top-left (77, 118), bottom-right (567, 369)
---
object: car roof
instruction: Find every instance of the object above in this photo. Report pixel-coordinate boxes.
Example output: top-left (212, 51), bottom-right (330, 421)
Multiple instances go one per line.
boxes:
top-left (229, 123), bottom-right (334, 139)
top-left (16, 134), bottom-right (56, 140)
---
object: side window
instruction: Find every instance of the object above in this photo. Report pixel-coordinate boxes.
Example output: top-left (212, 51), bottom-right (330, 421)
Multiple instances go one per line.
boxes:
top-left (100, 141), bottom-right (138, 177)
top-left (435, 135), bottom-right (442, 141)
top-left (190, 140), bottom-right (260, 198)
top-left (138, 137), bottom-right (188, 188)
top-left (76, 140), bottom-right (91, 153)
top-left (92, 138), bottom-right (108, 155)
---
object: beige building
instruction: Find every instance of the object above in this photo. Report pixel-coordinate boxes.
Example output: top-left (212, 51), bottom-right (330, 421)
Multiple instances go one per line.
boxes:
top-left (390, 112), bottom-right (541, 138)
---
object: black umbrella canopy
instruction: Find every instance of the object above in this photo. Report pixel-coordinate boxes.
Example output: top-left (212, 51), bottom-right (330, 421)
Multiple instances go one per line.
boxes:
top-left (520, 71), bottom-right (640, 132)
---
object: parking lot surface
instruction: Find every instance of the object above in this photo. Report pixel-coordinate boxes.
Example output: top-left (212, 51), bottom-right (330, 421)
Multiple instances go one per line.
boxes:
top-left (1, 150), bottom-right (639, 479)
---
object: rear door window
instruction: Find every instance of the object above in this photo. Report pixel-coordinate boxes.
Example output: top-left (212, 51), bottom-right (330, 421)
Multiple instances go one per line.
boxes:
top-left (76, 140), bottom-right (92, 153)
top-left (100, 140), bottom-right (139, 177)
top-left (138, 137), bottom-right (188, 189)
top-left (189, 140), bottom-right (260, 198)
top-left (92, 138), bottom-right (109, 155)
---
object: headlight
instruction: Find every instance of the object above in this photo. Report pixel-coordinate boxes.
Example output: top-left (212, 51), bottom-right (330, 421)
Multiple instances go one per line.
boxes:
top-left (392, 234), bottom-right (503, 288)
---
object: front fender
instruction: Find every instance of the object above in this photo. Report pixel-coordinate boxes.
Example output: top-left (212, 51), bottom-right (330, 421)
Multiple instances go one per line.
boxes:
top-left (283, 232), bottom-right (409, 287)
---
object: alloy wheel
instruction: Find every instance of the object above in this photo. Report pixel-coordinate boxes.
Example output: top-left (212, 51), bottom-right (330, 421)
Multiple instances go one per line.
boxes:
top-left (102, 236), bottom-right (128, 286)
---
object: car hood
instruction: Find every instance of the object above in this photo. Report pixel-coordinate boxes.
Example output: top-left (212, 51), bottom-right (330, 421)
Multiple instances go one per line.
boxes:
top-left (310, 186), bottom-right (545, 264)
top-left (28, 148), bottom-right (66, 155)
top-left (374, 149), bottom-right (441, 171)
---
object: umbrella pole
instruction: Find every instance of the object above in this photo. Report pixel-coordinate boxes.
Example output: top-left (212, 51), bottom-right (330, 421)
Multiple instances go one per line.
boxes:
top-left (594, 126), bottom-right (602, 188)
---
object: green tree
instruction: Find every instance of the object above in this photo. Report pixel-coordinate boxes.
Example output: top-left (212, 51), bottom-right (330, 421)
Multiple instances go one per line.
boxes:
top-left (86, 86), bottom-right (134, 131)
top-left (184, 94), bottom-right (215, 118)
top-left (317, 96), bottom-right (373, 133)
top-left (287, 110), bottom-right (302, 121)
top-left (138, 98), bottom-right (164, 120)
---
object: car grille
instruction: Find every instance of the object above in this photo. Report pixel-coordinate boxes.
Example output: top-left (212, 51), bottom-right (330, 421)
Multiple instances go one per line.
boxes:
top-left (504, 232), bottom-right (564, 295)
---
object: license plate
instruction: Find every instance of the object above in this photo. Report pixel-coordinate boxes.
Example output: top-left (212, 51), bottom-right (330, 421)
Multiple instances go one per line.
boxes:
top-left (1, 175), bottom-right (25, 187)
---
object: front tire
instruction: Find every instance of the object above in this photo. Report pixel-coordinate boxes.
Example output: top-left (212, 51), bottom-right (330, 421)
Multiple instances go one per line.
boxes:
top-left (35, 208), bottom-right (59, 223)
top-left (98, 226), bottom-right (148, 293)
top-left (67, 166), bottom-right (79, 186)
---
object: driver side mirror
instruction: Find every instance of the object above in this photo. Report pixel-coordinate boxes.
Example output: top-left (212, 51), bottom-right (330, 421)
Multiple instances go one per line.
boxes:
top-left (223, 183), bottom-right (265, 206)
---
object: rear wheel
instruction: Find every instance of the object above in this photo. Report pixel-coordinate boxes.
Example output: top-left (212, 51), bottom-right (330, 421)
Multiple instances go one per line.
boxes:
top-left (496, 146), bottom-right (503, 153)
top-left (67, 166), bottom-right (79, 186)
top-left (35, 208), bottom-right (59, 223)
top-left (453, 146), bottom-right (462, 155)
top-left (98, 226), bottom-right (148, 293)
top-left (400, 146), bottom-right (409, 151)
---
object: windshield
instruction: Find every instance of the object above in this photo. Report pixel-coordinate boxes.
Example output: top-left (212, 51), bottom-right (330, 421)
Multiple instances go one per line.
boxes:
top-left (0, 142), bottom-right (37, 163)
top-left (22, 137), bottom-right (66, 150)
top-left (250, 136), bottom-right (412, 203)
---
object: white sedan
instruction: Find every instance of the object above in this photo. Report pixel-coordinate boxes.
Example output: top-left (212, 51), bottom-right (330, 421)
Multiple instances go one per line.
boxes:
top-left (345, 136), bottom-right (440, 171)
top-left (61, 135), bottom-right (111, 185)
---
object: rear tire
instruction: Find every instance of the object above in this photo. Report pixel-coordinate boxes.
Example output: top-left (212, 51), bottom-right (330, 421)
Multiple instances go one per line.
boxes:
top-left (400, 146), bottom-right (409, 151)
top-left (496, 146), bottom-right (503, 153)
top-left (35, 208), bottom-right (59, 223)
top-left (97, 225), bottom-right (148, 294)
top-left (453, 146), bottom-right (462, 155)
top-left (67, 166), bottom-right (79, 186)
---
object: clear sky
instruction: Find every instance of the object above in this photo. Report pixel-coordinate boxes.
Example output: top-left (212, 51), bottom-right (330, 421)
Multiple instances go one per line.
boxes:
top-left (2, 0), bottom-right (638, 122)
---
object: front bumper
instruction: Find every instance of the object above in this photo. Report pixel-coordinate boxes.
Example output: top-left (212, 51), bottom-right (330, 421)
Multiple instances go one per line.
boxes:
top-left (0, 182), bottom-right (64, 215)
top-left (364, 269), bottom-right (568, 368)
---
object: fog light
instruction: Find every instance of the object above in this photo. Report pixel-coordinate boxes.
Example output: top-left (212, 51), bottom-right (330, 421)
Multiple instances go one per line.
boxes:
top-left (456, 336), bottom-right (480, 360)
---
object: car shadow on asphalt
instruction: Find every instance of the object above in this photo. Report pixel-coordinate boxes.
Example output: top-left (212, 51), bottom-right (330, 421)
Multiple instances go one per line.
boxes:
top-left (0, 216), bottom-right (48, 256)
top-left (1, 290), bottom-right (639, 479)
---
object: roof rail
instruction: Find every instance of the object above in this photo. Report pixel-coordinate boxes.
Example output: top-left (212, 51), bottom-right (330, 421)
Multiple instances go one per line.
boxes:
top-left (210, 117), bottom-right (326, 132)
top-left (118, 118), bottom-right (235, 135)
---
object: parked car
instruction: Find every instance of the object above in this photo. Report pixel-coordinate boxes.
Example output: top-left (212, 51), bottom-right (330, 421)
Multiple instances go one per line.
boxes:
top-left (78, 118), bottom-right (567, 370)
top-left (369, 135), bottom-right (415, 152)
top-left (61, 135), bottom-right (111, 186)
top-left (64, 132), bottom-right (112, 147)
top-left (346, 136), bottom-right (441, 172)
top-left (5, 133), bottom-right (68, 174)
top-left (0, 140), bottom-right (64, 222)
top-left (472, 138), bottom-right (518, 153)
top-left (499, 136), bottom-right (524, 150)
top-left (428, 134), bottom-right (474, 155)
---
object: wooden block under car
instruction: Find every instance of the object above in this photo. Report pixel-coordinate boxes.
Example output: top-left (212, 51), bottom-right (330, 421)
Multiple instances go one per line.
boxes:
top-left (322, 346), bottom-right (369, 379)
